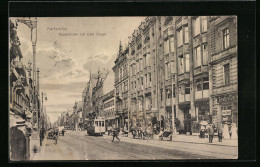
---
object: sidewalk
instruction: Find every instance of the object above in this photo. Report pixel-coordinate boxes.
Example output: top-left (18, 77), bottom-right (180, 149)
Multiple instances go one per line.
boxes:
top-left (30, 138), bottom-right (47, 160)
top-left (104, 131), bottom-right (237, 148)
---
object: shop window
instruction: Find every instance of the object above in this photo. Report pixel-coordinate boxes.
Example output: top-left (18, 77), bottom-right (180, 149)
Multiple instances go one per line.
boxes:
top-left (196, 78), bottom-right (202, 91)
top-left (203, 77), bottom-right (209, 90)
top-left (185, 83), bottom-right (190, 94)
top-left (177, 28), bottom-right (183, 47)
top-left (223, 64), bottom-right (230, 85)
top-left (194, 46), bottom-right (201, 67)
top-left (202, 44), bottom-right (208, 65)
top-left (223, 28), bottom-right (230, 49)
top-left (184, 26), bottom-right (189, 43)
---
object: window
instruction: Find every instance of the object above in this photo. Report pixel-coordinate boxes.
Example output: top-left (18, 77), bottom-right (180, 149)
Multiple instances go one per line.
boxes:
top-left (184, 26), bottom-right (189, 43)
top-left (149, 73), bottom-right (152, 85)
top-left (165, 63), bottom-right (170, 79)
top-left (167, 89), bottom-right (172, 99)
top-left (170, 61), bottom-right (176, 74)
top-left (196, 78), bottom-right (202, 91)
top-left (141, 77), bottom-right (143, 86)
top-left (201, 16), bottom-right (207, 32)
top-left (140, 59), bottom-right (143, 71)
top-left (145, 74), bottom-right (147, 87)
top-left (170, 37), bottom-right (175, 52)
top-left (185, 54), bottom-right (190, 72)
top-left (177, 29), bottom-right (183, 47)
top-left (203, 77), bottom-right (209, 90)
top-left (173, 85), bottom-right (176, 97)
top-left (136, 61), bottom-right (139, 72)
top-left (202, 44), bottom-right (208, 65)
top-left (223, 28), bottom-right (230, 49)
top-left (161, 90), bottom-right (163, 101)
top-left (194, 46), bottom-right (201, 67)
top-left (223, 64), bottom-right (230, 85)
top-left (193, 17), bottom-right (200, 37)
top-left (185, 84), bottom-right (190, 94)
top-left (146, 54), bottom-right (151, 66)
top-left (178, 55), bottom-right (184, 74)
top-left (164, 40), bottom-right (169, 55)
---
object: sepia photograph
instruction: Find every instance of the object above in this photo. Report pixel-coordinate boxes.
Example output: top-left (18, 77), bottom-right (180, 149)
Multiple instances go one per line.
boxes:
top-left (9, 16), bottom-right (239, 161)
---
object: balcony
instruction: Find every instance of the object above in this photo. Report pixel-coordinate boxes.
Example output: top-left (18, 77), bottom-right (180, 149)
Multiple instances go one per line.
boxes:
top-left (179, 94), bottom-right (185, 103)
top-left (178, 72), bottom-right (190, 81)
top-left (194, 66), bottom-right (208, 76)
top-left (144, 86), bottom-right (151, 95)
top-left (195, 91), bottom-right (202, 99)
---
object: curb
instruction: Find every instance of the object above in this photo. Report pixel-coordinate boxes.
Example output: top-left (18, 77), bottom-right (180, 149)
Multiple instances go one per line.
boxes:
top-left (103, 134), bottom-right (237, 148)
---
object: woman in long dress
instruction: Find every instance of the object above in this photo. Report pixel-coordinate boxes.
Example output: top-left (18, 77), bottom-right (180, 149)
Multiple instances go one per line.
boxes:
top-left (231, 123), bottom-right (238, 139)
top-left (223, 123), bottom-right (230, 139)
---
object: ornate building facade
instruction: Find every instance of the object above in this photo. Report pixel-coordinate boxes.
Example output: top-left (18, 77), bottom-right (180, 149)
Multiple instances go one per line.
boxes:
top-left (117, 16), bottom-right (237, 133)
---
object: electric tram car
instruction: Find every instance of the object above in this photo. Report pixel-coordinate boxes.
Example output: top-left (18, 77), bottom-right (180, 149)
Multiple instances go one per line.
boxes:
top-left (86, 117), bottom-right (106, 136)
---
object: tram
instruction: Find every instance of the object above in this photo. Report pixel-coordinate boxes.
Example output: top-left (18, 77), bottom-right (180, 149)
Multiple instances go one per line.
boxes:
top-left (86, 117), bottom-right (106, 136)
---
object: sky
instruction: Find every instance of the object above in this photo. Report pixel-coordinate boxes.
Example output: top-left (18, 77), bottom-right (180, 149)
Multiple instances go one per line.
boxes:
top-left (11, 17), bottom-right (146, 123)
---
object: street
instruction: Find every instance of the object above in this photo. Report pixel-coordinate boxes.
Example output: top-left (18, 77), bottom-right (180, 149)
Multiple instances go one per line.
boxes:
top-left (31, 131), bottom-right (237, 160)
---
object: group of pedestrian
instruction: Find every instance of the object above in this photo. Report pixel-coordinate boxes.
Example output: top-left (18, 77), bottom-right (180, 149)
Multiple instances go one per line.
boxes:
top-left (201, 123), bottom-right (238, 143)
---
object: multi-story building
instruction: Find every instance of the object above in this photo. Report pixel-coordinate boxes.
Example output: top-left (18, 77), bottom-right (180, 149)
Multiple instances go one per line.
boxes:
top-left (9, 20), bottom-right (35, 160)
top-left (128, 17), bottom-right (161, 128)
top-left (123, 16), bottom-right (237, 133)
top-left (112, 42), bottom-right (130, 130)
top-left (82, 70), bottom-right (109, 127)
top-left (209, 16), bottom-right (238, 126)
top-left (72, 101), bottom-right (83, 131)
top-left (102, 90), bottom-right (116, 127)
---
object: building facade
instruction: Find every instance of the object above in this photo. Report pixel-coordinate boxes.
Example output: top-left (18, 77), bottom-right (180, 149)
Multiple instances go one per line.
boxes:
top-left (209, 16), bottom-right (238, 126)
top-left (119, 16), bottom-right (237, 133)
top-left (112, 42), bottom-right (130, 130)
top-left (102, 90), bottom-right (117, 127)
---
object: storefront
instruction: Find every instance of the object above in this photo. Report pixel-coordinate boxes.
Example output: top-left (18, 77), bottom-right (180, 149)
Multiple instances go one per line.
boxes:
top-left (195, 100), bottom-right (210, 122)
top-left (213, 93), bottom-right (238, 126)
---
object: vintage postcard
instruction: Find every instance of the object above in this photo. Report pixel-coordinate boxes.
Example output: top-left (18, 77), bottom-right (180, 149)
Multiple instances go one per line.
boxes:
top-left (9, 16), bottom-right (238, 161)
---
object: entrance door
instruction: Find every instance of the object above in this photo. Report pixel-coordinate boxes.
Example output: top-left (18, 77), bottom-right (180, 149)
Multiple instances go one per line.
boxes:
top-left (10, 126), bottom-right (26, 160)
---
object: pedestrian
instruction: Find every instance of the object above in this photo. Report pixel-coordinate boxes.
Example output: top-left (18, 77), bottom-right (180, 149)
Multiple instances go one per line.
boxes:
top-left (112, 124), bottom-right (120, 142)
top-left (231, 123), bottom-right (238, 139)
top-left (223, 124), bottom-right (230, 139)
top-left (217, 123), bottom-right (223, 142)
top-left (207, 124), bottom-right (214, 143)
top-left (62, 129), bottom-right (65, 136)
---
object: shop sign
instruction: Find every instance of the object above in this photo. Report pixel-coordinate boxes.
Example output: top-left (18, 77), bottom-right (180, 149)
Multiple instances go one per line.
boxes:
top-left (217, 94), bottom-right (237, 103)
top-left (221, 110), bottom-right (231, 116)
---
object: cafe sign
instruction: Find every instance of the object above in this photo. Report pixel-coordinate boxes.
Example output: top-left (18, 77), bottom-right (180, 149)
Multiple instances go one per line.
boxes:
top-left (221, 110), bottom-right (231, 116)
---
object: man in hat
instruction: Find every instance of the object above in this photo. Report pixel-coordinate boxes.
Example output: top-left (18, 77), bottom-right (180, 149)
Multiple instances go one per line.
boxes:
top-left (207, 124), bottom-right (214, 143)
top-left (111, 124), bottom-right (120, 142)
top-left (217, 123), bottom-right (223, 142)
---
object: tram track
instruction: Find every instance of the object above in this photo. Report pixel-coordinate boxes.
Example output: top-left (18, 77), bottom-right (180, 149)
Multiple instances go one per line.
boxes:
top-left (66, 132), bottom-right (214, 159)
